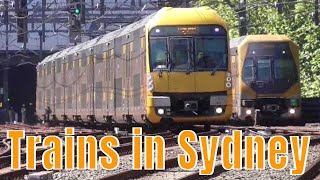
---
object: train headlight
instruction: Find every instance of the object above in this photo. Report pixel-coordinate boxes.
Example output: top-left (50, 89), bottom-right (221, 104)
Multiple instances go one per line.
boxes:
top-left (289, 108), bottom-right (295, 115)
top-left (147, 74), bottom-right (154, 91)
top-left (215, 107), bottom-right (223, 114)
top-left (246, 109), bottom-right (252, 115)
top-left (157, 108), bottom-right (165, 115)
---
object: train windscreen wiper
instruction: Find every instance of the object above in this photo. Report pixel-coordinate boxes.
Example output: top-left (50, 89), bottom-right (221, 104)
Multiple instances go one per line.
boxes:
top-left (211, 54), bottom-right (227, 75)
top-left (186, 48), bottom-right (193, 74)
top-left (165, 50), bottom-right (173, 71)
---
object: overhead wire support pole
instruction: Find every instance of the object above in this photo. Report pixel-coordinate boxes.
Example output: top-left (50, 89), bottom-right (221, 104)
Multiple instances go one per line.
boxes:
top-left (238, 0), bottom-right (247, 36)
top-left (4, 0), bottom-right (9, 109)
top-left (42, 0), bottom-right (46, 43)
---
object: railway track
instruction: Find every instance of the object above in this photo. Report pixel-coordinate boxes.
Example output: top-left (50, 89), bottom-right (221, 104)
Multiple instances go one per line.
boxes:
top-left (99, 130), bottom-right (221, 180)
top-left (1, 125), bottom-right (320, 180)
top-left (296, 151), bottom-right (320, 180)
top-left (0, 129), bottom-right (179, 180)
top-left (177, 136), bottom-right (320, 180)
top-left (0, 139), bottom-right (10, 157)
top-left (99, 127), bottom-right (320, 180)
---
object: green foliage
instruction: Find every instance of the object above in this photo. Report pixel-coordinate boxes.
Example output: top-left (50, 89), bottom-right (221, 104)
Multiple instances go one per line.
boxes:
top-left (196, 0), bottom-right (320, 97)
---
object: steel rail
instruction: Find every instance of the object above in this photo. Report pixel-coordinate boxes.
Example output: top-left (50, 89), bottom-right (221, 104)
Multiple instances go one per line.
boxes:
top-left (179, 136), bottom-right (320, 180)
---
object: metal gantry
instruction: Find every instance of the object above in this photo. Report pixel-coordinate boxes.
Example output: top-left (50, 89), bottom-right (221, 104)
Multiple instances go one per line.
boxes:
top-left (0, 0), bottom-right (189, 108)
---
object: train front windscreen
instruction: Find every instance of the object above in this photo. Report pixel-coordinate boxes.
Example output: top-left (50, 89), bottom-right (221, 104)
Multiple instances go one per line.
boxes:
top-left (242, 42), bottom-right (299, 93)
top-left (149, 26), bottom-right (228, 73)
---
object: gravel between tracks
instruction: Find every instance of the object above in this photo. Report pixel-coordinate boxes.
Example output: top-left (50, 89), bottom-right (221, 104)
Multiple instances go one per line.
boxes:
top-left (52, 134), bottom-right (320, 180)
top-left (137, 141), bottom-right (320, 180)
top-left (212, 143), bottom-right (320, 180)
top-left (52, 140), bottom-right (201, 180)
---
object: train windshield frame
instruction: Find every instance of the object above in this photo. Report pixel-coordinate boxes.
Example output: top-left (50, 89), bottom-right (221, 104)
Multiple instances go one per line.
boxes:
top-left (149, 25), bottom-right (228, 72)
top-left (242, 42), bottom-right (299, 92)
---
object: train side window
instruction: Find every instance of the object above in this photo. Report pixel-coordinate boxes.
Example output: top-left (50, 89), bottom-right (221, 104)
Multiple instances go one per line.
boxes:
top-left (96, 53), bottom-right (103, 64)
top-left (81, 57), bottom-right (86, 67)
top-left (47, 63), bottom-right (51, 75)
top-left (68, 61), bottom-right (73, 70)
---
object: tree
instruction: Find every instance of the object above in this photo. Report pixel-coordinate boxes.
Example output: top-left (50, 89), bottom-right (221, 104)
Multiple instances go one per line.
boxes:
top-left (196, 0), bottom-right (320, 97)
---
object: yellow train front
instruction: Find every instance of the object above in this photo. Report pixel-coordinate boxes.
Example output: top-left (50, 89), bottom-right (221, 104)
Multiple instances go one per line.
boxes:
top-left (230, 35), bottom-right (302, 126)
top-left (36, 7), bottom-right (232, 129)
top-left (145, 7), bottom-right (232, 127)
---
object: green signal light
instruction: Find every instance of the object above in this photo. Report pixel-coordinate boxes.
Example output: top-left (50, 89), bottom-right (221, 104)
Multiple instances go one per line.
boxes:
top-left (75, 8), bottom-right (80, 15)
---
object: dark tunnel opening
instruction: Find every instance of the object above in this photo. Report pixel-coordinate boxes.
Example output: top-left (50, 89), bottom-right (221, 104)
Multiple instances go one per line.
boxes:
top-left (8, 64), bottom-right (37, 123)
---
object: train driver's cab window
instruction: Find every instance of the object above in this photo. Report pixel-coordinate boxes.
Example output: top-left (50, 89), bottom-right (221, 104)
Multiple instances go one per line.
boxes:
top-left (274, 50), bottom-right (297, 82)
top-left (195, 38), bottom-right (227, 70)
top-left (257, 57), bottom-right (271, 82)
top-left (274, 59), bottom-right (295, 81)
top-left (150, 38), bottom-right (167, 71)
top-left (243, 57), bottom-right (254, 81)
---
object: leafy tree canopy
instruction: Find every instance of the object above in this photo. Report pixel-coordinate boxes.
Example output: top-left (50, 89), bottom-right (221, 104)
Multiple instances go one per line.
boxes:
top-left (195, 0), bottom-right (320, 97)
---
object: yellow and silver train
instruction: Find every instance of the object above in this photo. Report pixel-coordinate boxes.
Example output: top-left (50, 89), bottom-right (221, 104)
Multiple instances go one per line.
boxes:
top-left (36, 7), bottom-right (233, 128)
top-left (230, 35), bottom-right (302, 125)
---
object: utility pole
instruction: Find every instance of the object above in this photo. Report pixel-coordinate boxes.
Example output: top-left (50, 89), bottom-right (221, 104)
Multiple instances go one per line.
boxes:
top-left (42, 0), bottom-right (46, 42)
top-left (100, 0), bottom-right (106, 30)
top-left (277, 0), bottom-right (283, 14)
top-left (238, 0), bottom-right (247, 36)
top-left (185, 0), bottom-right (190, 7)
top-left (3, 0), bottom-right (9, 108)
top-left (39, 31), bottom-right (43, 61)
top-left (315, 0), bottom-right (319, 25)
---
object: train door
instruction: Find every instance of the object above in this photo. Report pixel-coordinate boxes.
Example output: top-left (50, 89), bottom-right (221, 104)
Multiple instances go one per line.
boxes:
top-left (140, 36), bottom-right (146, 113)
top-left (125, 43), bottom-right (131, 115)
top-left (62, 62), bottom-right (67, 116)
top-left (55, 60), bottom-right (62, 118)
top-left (255, 56), bottom-right (272, 89)
top-left (168, 37), bottom-right (195, 92)
top-left (94, 53), bottom-right (104, 121)
top-left (66, 60), bottom-right (73, 117)
top-left (87, 55), bottom-right (95, 117)
top-left (74, 59), bottom-right (79, 116)
top-left (79, 56), bottom-right (87, 120)
top-left (105, 49), bottom-right (115, 117)
top-left (45, 63), bottom-right (52, 115)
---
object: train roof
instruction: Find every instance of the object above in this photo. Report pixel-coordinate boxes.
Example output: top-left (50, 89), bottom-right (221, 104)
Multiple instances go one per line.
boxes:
top-left (39, 7), bottom-right (227, 67)
top-left (145, 6), bottom-right (227, 31)
top-left (230, 35), bottom-right (295, 49)
top-left (39, 12), bottom-right (156, 67)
